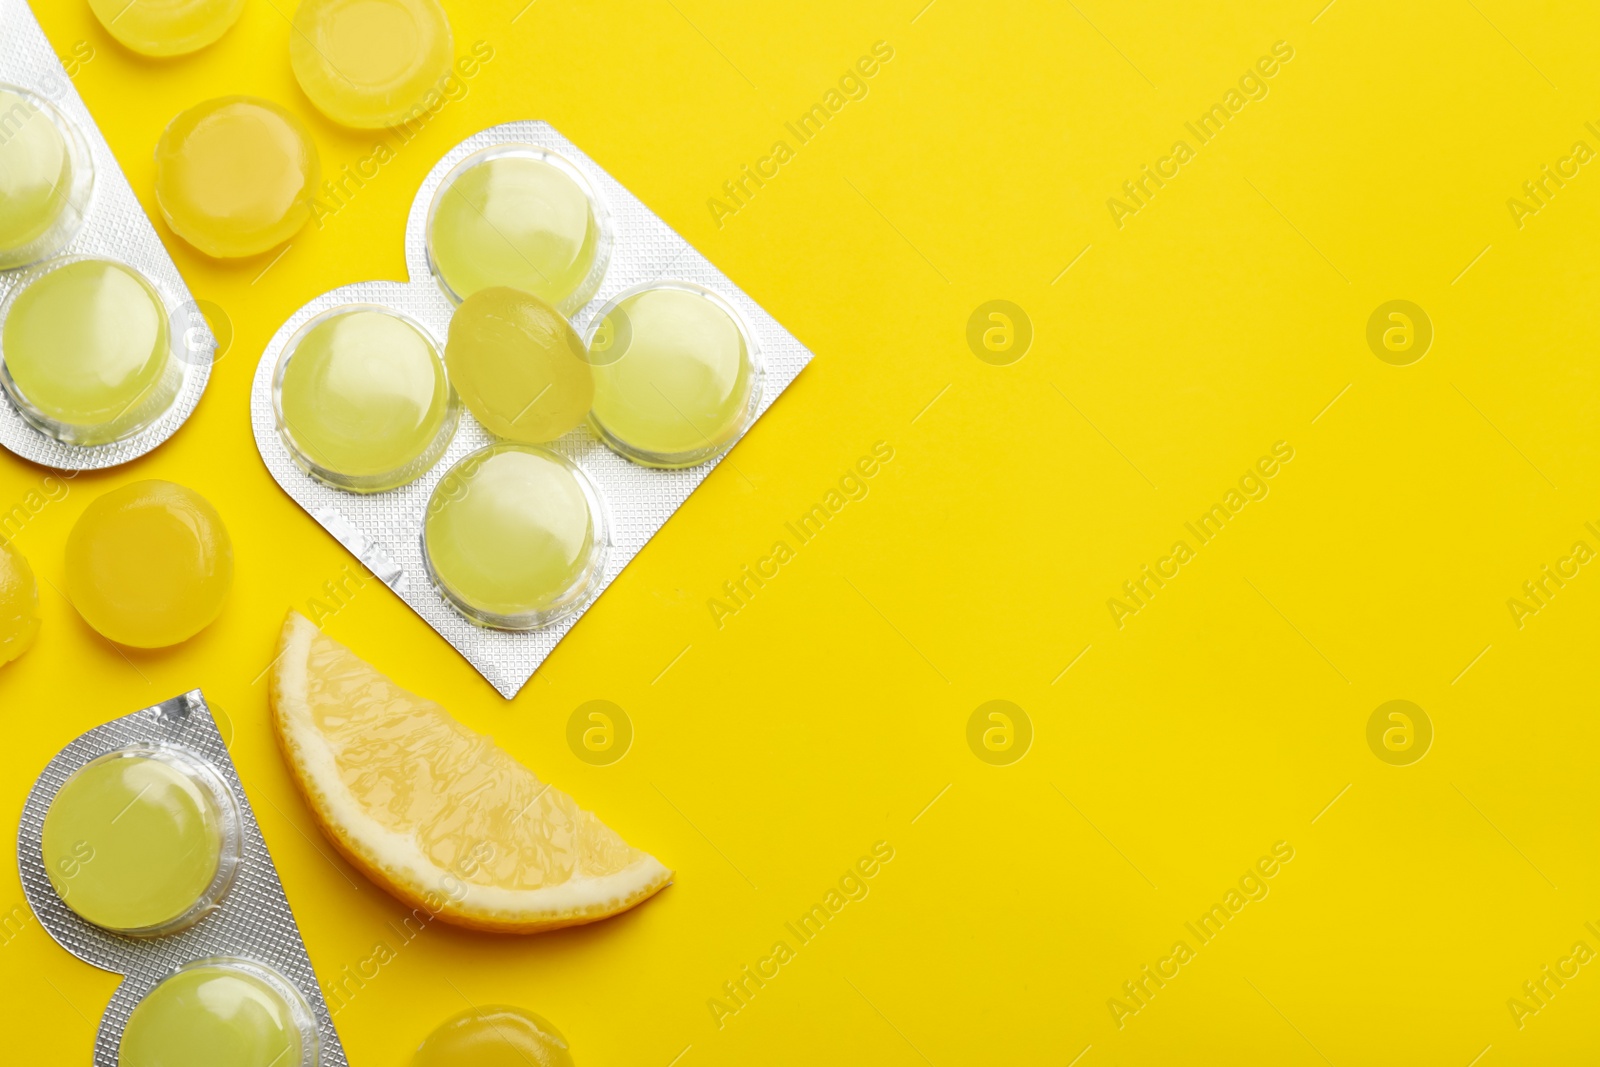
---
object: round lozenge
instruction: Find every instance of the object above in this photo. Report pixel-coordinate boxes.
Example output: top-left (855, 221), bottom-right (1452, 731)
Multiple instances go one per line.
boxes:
top-left (119, 959), bottom-right (316, 1067)
top-left (0, 87), bottom-right (79, 268)
top-left (42, 750), bottom-right (229, 933)
top-left (428, 148), bottom-right (607, 311)
top-left (423, 444), bottom-right (606, 629)
top-left (291, 0), bottom-right (453, 129)
top-left (588, 284), bottom-right (760, 468)
top-left (155, 96), bottom-right (320, 259)
top-left (445, 287), bottom-right (593, 444)
top-left (0, 538), bottom-right (39, 667)
top-left (88, 0), bottom-right (245, 57)
top-left (413, 1006), bottom-right (575, 1067)
top-left (276, 307), bottom-right (456, 491)
top-left (0, 258), bottom-right (174, 446)
top-left (66, 481), bottom-right (233, 648)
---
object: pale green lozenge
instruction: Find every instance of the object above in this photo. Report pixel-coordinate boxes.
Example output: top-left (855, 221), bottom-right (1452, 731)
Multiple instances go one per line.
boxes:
top-left (119, 961), bottom-right (310, 1067)
top-left (41, 752), bottom-right (224, 933)
top-left (428, 151), bottom-right (604, 311)
top-left (0, 88), bottom-right (72, 265)
top-left (277, 308), bottom-right (455, 490)
top-left (1, 258), bottom-right (173, 445)
top-left (423, 444), bottom-right (604, 629)
top-left (588, 285), bottom-right (758, 468)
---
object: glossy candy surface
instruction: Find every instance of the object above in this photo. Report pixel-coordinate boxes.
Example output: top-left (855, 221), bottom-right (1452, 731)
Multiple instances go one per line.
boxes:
top-left (41, 753), bottom-right (223, 932)
top-left (0, 539), bottom-right (38, 667)
top-left (589, 286), bottom-right (758, 467)
top-left (88, 0), bottom-right (245, 57)
top-left (423, 444), bottom-right (601, 628)
top-left (0, 87), bottom-right (72, 265)
top-left (444, 287), bottom-right (592, 445)
top-left (65, 481), bottom-right (233, 648)
top-left (412, 1006), bottom-right (575, 1067)
top-left (291, 0), bottom-right (453, 128)
top-left (2, 258), bottom-right (170, 444)
top-left (118, 963), bottom-right (305, 1067)
top-left (429, 153), bottom-right (601, 310)
top-left (155, 97), bottom-right (319, 259)
top-left (277, 308), bottom-right (454, 490)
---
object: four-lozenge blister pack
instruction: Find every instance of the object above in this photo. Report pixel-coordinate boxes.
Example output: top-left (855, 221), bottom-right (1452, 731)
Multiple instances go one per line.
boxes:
top-left (0, 0), bottom-right (216, 469)
top-left (251, 121), bottom-right (813, 697)
top-left (17, 691), bottom-right (347, 1067)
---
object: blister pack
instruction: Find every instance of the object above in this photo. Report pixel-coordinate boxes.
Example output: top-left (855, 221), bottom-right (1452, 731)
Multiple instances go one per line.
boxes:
top-left (0, 0), bottom-right (216, 469)
top-left (17, 691), bottom-right (345, 1066)
top-left (250, 121), bottom-right (812, 697)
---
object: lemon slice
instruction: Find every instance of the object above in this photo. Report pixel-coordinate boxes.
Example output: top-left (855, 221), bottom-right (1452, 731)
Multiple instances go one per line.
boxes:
top-left (268, 611), bottom-right (670, 932)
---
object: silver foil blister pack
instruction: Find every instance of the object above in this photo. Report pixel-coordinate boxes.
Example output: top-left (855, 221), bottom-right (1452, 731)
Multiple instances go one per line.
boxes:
top-left (17, 691), bottom-right (345, 1066)
top-left (250, 121), bottom-right (812, 698)
top-left (0, 0), bottom-right (215, 469)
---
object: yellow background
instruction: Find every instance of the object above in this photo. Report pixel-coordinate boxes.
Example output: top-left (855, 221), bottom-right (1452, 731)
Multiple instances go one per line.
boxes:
top-left (3, 0), bottom-right (1598, 1063)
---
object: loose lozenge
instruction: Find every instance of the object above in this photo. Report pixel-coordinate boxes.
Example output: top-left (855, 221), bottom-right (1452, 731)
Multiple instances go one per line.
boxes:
top-left (41, 749), bottom-right (232, 933)
top-left (155, 96), bottom-right (319, 259)
top-left (445, 287), bottom-right (593, 444)
top-left (0, 538), bottom-right (38, 667)
top-left (291, 0), bottom-right (453, 129)
top-left (118, 959), bottom-right (316, 1067)
top-left (428, 147), bottom-right (607, 311)
top-left (413, 1006), bottom-right (575, 1067)
top-left (88, 0), bottom-right (245, 57)
top-left (588, 283), bottom-right (760, 468)
top-left (0, 257), bottom-right (175, 446)
top-left (65, 480), bottom-right (233, 648)
top-left (276, 307), bottom-right (456, 491)
top-left (423, 444), bottom-right (606, 629)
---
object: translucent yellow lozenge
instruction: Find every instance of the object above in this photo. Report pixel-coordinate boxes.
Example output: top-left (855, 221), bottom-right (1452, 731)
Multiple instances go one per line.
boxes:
top-left (1, 258), bottom-right (174, 446)
top-left (0, 88), bottom-right (75, 268)
top-left (119, 960), bottom-right (314, 1067)
top-left (291, 0), bottom-right (453, 129)
top-left (42, 751), bottom-right (226, 933)
top-left (155, 97), bottom-right (319, 259)
top-left (0, 538), bottom-right (39, 667)
top-left (88, 0), bottom-right (245, 57)
top-left (66, 481), bottom-right (234, 648)
top-left (588, 285), bottom-right (759, 468)
top-left (445, 287), bottom-right (593, 444)
top-left (413, 1006), bottom-right (575, 1067)
top-left (429, 149), bottom-right (606, 311)
top-left (423, 444), bottom-right (605, 629)
top-left (277, 308), bottom-right (456, 491)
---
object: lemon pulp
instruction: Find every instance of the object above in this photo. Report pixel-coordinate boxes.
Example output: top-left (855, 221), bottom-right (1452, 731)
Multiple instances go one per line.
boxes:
top-left (444, 287), bottom-right (592, 444)
top-left (278, 309), bottom-right (453, 489)
top-left (65, 481), bottom-right (233, 648)
top-left (413, 1007), bottom-right (574, 1067)
top-left (155, 96), bottom-right (319, 259)
top-left (0, 539), bottom-right (39, 667)
top-left (119, 962), bottom-right (305, 1067)
top-left (291, 0), bottom-right (453, 128)
top-left (88, 0), bottom-right (245, 57)
top-left (590, 286), bottom-right (757, 466)
top-left (0, 88), bottom-right (72, 264)
top-left (42, 753), bottom-right (222, 932)
top-left (2, 259), bottom-right (171, 444)
top-left (429, 153), bottom-right (601, 309)
top-left (423, 444), bottom-right (600, 626)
